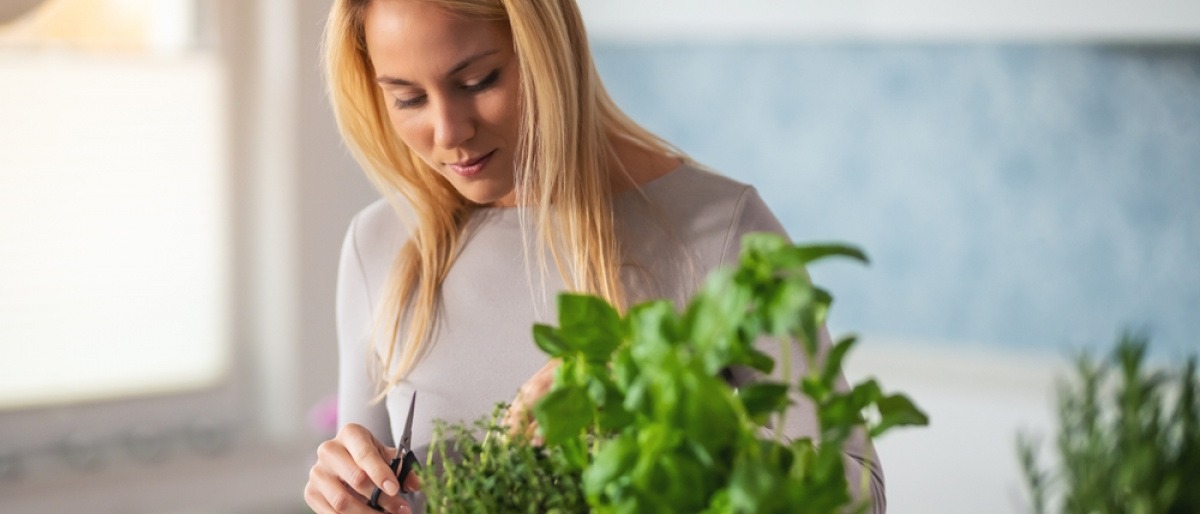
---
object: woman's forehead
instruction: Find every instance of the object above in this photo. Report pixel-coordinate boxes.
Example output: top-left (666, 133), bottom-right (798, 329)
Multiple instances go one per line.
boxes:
top-left (363, 0), bottom-right (511, 78)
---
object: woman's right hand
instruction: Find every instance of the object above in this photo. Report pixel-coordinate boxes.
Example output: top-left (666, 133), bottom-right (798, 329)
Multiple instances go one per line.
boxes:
top-left (305, 423), bottom-right (421, 514)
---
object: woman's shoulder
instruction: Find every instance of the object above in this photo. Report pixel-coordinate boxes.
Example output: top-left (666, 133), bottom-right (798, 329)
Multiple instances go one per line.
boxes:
top-left (352, 196), bottom-right (406, 234)
top-left (631, 162), bottom-right (787, 265)
top-left (638, 162), bottom-right (780, 232)
top-left (343, 196), bottom-right (412, 279)
top-left (645, 162), bottom-right (753, 202)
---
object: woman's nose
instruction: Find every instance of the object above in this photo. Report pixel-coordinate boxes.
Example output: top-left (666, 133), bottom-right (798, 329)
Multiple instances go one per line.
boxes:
top-left (431, 98), bottom-right (475, 149)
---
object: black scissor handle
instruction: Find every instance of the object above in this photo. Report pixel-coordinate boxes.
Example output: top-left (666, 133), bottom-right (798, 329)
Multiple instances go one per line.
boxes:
top-left (367, 451), bottom-right (420, 512)
top-left (396, 449), bottom-right (420, 490)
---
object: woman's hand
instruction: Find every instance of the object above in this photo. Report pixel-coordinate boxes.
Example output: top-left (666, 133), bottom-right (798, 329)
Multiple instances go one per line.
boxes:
top-left (502, 359), bottom-right (560, 443)
top-left (305, 423), bottom-right (421, 514)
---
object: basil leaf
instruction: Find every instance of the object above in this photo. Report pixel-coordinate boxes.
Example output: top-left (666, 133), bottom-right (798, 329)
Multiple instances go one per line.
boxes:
top-left (557, 293), bottom-right (623, 360)
top-left (533, 385), bottom-right (594, 446)
top-left (870, 393), bottom-right (930, 438)
top-left (738, 382), bottom-right (792, 424)
top-left (532, 324), bottom-right (570, 357)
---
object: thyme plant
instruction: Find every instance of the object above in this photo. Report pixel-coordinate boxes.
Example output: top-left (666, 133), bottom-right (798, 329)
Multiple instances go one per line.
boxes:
top-left (423, 405), bottom-right (588, 514)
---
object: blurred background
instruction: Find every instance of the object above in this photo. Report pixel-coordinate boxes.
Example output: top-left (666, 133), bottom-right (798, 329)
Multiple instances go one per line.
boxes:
top-left (0, 0), bottom-right (1196, 512)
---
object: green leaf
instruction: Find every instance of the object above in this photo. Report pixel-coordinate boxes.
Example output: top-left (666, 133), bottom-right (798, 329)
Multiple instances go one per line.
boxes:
top-left (742, 347), bottom-right (776, 375)
top-left (624, 378), bottom-right (650, 417)
top-left (557, 293), bottom-right (624, 361)
top-left (583, 432), bottom-right (639, 497)
top-left (788, 438), bottom-right (818, 480)
top-left (679, 375), bottom-right (739, 448)
top-left (729, 447), bottom-right (788, 513)
top-left (800, 375), bottom-right (830, 403)
top-left (788, 243), bottom-right (870, 267)
top-left (597, 397), bottom-right (635, 432)
top-left (612, 346), bottom-right (639, 390)
top-left (687, 269), bottom-right (753, 353)
top-left (557, 432), bottom-right (589, 471)
top-left (586, 373), bottom-right (609, 405)
top-left (870, 393), bottom-right (930, 438)
top-left (821, 335), bottom-right (858, 386)
top-left (555, 357), bottom-right (582, 388)
top-left (532, 324), bottom-right (570, 357)
top-left (626, 300), bottom-right (679, 349)
top-left (817, 380), bottom-right (883, 442)
top-left (698, 489), bottom-right (731, 514)
top-left (796, 287), bottom-right (833, 360)
top-left (738, 382), bottom-right (791, 424)
top-left (534, 385), bottom-right (594, 445)
top-left (654, 451), bottom-right (712, 512)
top-left (764, 280), bottom-right (811, 338)
top-left (740, 232), bottom-right (792, 261)
top-left (589, 371), bottom-right (635, 431)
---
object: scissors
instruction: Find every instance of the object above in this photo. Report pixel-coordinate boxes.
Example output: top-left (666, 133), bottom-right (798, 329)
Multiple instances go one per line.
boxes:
top-left (368, 391), bottom-right (420, 512)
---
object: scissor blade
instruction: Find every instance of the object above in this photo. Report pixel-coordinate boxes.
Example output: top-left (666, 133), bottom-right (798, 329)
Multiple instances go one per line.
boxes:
top-left (400, 391), bottom-right (416, 449)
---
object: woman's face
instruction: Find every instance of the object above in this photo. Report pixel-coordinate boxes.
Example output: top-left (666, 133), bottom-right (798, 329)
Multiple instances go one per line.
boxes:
top-left (363, 0), bottom-right (522, 207)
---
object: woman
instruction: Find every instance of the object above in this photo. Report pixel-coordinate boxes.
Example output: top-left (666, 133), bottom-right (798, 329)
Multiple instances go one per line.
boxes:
top-left (304, 0), bottom-right (885, 513)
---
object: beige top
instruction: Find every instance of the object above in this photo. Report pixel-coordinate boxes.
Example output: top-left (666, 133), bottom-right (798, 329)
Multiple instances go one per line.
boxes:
top-left (335, 163), bottom-right (885, 511)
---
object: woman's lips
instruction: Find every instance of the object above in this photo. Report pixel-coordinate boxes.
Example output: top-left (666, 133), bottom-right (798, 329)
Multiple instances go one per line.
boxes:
top-left (447, 150), bottom-right (495, 178)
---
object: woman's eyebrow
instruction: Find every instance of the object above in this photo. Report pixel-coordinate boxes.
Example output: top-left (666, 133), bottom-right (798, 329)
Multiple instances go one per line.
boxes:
top-left (376, 49), bottom-right (500, 86)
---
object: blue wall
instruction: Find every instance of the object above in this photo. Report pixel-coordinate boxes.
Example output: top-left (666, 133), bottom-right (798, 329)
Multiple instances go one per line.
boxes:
top-left (594, 44), bottom-right (1200, 357)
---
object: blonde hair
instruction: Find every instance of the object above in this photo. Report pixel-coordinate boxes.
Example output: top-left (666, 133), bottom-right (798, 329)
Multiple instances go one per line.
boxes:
top-left (323, 0), bottom-right (679, 397)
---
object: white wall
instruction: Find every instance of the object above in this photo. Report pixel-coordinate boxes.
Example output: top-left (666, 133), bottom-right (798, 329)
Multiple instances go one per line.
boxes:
top-left (845, 340), bottom-right (1065, 513)
top-left (577, 0), bottom-right (1200, 41)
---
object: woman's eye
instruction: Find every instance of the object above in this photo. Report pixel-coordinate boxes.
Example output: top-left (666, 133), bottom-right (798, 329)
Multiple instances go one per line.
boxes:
top-left (463, 70), bottom-right (500, 93)
top-left (393, 95), bottom-right (425, 110)
top-left (389, 70), bottom-right (497, 110)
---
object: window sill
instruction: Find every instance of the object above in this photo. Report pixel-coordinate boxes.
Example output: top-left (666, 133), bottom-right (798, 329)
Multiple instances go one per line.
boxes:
top-left (0, 441), bottom-right (313, 514)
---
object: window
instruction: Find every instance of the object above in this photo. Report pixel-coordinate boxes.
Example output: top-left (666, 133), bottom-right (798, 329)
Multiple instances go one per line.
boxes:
top-left (0, 3), bottom-right (311, 509)
top-left (0, 0), bottom-right (229, 410)
top-left (0, 4), bottom-right (252, 487)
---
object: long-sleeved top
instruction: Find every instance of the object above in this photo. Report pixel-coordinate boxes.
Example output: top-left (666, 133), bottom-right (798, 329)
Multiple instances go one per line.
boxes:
top-left (335, 162), bottom-right (886, 512)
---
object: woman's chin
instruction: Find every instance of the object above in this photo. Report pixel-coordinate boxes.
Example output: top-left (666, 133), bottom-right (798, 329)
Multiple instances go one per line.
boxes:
top-left (457, 186), bottom-right (516, 208)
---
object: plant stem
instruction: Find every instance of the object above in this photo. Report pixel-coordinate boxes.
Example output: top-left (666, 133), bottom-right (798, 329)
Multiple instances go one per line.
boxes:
top-left (776, 330), bottom-right (793, 440)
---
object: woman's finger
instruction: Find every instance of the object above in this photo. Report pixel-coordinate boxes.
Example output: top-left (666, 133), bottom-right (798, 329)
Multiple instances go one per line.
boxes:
top-left (314, 438), bottom-right (388, 498)
top-left (338, 424), bottom-right (402, 496)
top-left (402, 469), bottom-right (421, 493)
top-left (504, 359), bottom-right (560, 437)
top-left (376, 492), bottom-right (414, 514)
top-left (502, 389), bottom-right (525, 434)
top-left (370, 468), bottom-right (419, 512)
top-left (304, 477), bottom-right (337, 514)
top-left (307, 462), bottom-right (395, 513)
top-left (525, 419), bottom-right (544, 446)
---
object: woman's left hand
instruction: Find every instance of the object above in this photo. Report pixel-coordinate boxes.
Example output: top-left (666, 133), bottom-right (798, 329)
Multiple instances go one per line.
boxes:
top-left (502, 359), bottom-right (560, 444)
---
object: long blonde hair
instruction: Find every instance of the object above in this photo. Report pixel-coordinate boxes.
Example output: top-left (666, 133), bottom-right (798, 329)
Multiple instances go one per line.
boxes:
top-left (323, 0), bottom-right (678, 396)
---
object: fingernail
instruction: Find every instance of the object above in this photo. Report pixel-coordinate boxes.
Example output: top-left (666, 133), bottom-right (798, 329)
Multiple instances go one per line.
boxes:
top-left (384, 479), bottom-right (399, 495)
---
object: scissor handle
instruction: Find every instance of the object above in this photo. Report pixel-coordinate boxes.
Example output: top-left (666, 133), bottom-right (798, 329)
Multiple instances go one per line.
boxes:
top-left (396, 449), bottom-right (420, 490)
top-left (367, 451), bottom-right (421, 512)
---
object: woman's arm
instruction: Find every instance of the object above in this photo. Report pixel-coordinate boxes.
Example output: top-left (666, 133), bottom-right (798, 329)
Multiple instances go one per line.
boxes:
top-left (336, 210), bottom-right (392, 441)
top-left (303, 211), bottom-right (416, 514)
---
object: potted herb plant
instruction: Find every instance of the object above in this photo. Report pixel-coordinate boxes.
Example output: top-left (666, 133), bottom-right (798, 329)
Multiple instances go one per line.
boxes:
top-left (1017, 334), bottom-right (1200, 514)
top-left (423, 233), bottom-right (929, 513)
